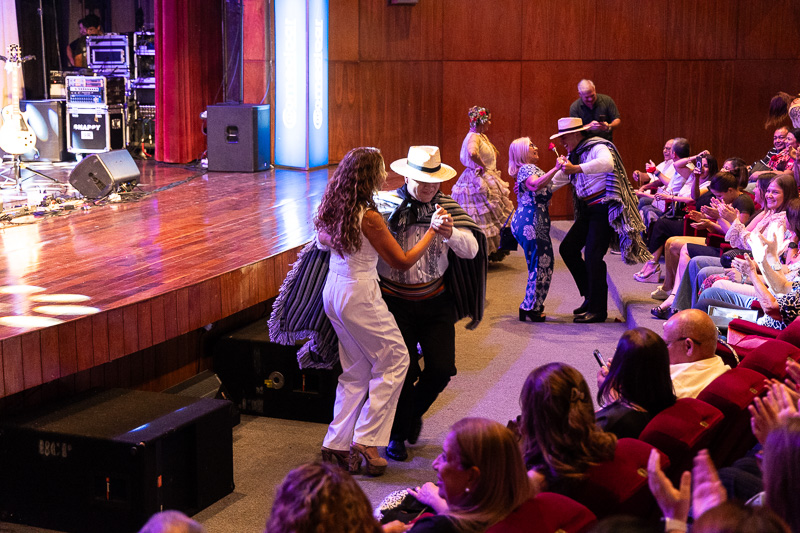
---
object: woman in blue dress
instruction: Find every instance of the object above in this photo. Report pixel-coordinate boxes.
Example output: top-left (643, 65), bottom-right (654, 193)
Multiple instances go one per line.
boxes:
top-left (508, 138), bottom-right (563, 322)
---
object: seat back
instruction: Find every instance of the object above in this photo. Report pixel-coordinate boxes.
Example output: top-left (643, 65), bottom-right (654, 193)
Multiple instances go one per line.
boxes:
top-left (569, 438), bottom-right (668, 520)
top-left (697, 367), bottom-right (768, 466)
top-left (738, 339), bottom-right (800, 380)
top-left (638, 398), bottom-right (724, 482)
top-left (486, 493), bottom-right (596, 533)
top-left (776, 317), bottom-right (800, 348)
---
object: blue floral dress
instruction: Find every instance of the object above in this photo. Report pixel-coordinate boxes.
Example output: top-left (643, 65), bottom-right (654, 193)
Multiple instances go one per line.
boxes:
top-left (510, 164), bottom-right (553, 312)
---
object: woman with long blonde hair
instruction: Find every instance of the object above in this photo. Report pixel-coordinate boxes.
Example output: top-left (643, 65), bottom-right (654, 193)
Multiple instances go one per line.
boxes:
top-left (407, 418), bottom-right (531, 533)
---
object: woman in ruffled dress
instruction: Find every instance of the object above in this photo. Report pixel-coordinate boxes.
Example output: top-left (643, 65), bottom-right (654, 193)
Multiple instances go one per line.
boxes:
top-left (508, 137), bottom-right (562, 322)
top-left (451, 106), bottom-right (514, 261)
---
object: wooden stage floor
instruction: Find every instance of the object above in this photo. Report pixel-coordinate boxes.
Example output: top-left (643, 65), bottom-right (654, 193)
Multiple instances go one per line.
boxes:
top-left (0, 158), bottom-right (334, 402)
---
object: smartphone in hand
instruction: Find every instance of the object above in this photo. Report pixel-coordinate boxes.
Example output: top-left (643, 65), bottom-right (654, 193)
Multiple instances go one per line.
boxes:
top-left (593, 349), bottom-right (606, 367)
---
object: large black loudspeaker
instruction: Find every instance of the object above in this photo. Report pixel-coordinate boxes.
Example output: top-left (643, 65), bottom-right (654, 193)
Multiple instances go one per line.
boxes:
top-left (0, 388), bottom-right (234, 533)
top-left (68, 149), bottom-right (140, 198)
top-left (207, 104), bottom-right (270, 172)
top-left (213, 318), bottom-right (340, 423)
top-left (0, 100), bottom-right (72, 162)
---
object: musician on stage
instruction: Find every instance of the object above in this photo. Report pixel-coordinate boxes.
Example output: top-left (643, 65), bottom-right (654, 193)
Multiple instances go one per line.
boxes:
top-left (67, 14), bottom-right (103, 68)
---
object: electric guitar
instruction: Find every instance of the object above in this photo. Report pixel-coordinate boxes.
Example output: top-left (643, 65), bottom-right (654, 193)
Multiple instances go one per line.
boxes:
top-left (0, 44), bottom-right (37, 155)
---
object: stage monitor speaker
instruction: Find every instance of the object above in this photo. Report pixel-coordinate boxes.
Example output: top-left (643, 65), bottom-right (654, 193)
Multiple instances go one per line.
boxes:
top-left (0, 100), bottom-right (73, 162)
top-left (207, 104), bottom-right (270, 173)
top-left (0, 388), bottom-right (234, 533)
top-left (213, 317), bottom-right (340, 423)
top-left (164, 369), bottom-right (241, 427)
top-left (68, 149), bottom-right (140, 198)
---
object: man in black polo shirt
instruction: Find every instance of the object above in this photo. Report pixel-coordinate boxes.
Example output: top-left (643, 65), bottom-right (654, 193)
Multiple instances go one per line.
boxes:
top-left (569, 79), bottom-right (621, 142)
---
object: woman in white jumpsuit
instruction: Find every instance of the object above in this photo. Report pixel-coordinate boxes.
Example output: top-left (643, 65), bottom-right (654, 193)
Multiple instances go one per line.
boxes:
top-left (316, 147), bottom-right (451, 476)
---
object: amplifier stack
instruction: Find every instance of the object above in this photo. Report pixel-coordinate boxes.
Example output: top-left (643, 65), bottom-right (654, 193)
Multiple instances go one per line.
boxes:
top-left (65, 76), bottom-right (127, 154)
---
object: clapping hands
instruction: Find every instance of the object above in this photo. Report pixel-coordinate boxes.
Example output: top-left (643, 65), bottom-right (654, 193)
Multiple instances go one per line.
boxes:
top-left (648, 448), bottom-right (726, 524)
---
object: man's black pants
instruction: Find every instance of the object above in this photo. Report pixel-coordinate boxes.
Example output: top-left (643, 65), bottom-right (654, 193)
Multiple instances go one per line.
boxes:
top-left (384, 290), bottom-right (457, 441)
top-left (559, 200), bottom-right (614, 314)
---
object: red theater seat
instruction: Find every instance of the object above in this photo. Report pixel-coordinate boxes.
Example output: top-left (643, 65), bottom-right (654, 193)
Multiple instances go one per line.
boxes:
top-left (697, 367), bottom-right (768, 466)
top-left (487, 493), bottom-right (596, 533)
top-left (638, 398), bottom-right (724, 483)
top-left (738, 339), bottom-right (800, 380)
top-left (568, 438), bottom-right (668, 520)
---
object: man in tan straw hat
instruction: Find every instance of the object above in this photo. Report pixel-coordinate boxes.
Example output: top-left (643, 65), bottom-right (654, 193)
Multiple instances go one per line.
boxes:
top-left (381, 145), bottom-right (487, 462)
top-left (550, 118), bottom-right (651, 323)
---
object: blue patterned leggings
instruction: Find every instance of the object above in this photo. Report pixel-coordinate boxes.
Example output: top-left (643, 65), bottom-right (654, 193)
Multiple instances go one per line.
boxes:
top-left (511, 206), bottom-right (553, 312)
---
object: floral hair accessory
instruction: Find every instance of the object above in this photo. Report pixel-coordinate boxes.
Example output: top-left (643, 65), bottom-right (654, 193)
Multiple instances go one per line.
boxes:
top-left (468, 106), bottom-right (491, 128)
top-left (548, 142), bottom-right (559, 157)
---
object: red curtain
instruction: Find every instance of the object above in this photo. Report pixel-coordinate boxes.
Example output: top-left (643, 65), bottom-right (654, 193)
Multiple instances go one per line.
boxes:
top-left (155, 0), bottom-right (223, 163)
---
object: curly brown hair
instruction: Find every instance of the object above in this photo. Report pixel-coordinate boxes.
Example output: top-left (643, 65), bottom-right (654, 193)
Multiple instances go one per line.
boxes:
top-left (315, 147), bottom-right (385, 256)
top-left (520, 362), bottom-right (616, 480)
top-left (265, 462), bottom-right (382, 533)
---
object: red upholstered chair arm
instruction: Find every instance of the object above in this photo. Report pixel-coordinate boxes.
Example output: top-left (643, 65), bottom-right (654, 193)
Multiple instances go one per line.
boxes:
top-left (706, 233), bottom-right (725, 249)
top-left (728, 318), bottom-right (778, 339)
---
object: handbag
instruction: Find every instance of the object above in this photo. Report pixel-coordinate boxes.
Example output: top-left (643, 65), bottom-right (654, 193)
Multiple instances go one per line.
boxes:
top-left (497, 211), bottom-right (518, 252)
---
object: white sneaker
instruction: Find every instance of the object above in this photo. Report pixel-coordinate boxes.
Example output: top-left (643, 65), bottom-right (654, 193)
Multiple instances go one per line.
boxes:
top-left (651, 286), bottom-right (669, 300)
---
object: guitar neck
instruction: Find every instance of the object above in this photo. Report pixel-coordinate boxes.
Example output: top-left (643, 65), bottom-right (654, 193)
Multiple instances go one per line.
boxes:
top-left (10, 67), bottom-right (19, 114)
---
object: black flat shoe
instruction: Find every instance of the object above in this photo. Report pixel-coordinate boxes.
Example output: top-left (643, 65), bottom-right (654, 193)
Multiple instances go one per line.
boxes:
top-left (573, 312), bottom-right (607, 323)
top-left (519, 309), bottom-right (546, 322)
top-left (651, 306), bottom-right (675, 320)
top-left (386, 439), bottom-right (408, 461)
top-left (573, 299), bottom-right (589, 315)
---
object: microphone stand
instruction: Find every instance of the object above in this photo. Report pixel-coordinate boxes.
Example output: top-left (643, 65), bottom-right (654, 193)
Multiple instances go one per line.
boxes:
top-left (37, 0), bottom-right (49, 99)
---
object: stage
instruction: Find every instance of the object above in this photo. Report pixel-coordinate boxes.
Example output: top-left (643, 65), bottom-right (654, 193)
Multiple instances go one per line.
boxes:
top-left (0, 158), bottom-right (337, 406)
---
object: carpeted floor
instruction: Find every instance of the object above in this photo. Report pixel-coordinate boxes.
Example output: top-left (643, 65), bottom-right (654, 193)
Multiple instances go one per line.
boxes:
top-left (3, 220), bottom-right (666, 533)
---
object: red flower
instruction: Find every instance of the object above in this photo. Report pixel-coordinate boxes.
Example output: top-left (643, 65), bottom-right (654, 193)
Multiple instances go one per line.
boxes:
top-left (646, 164), bottom-right (657, 174)
top-left (547, 142), bottom-right (556, 151)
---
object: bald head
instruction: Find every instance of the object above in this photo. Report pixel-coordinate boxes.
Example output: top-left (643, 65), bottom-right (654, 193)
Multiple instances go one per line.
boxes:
top-left (663, 309), bottom-right (719, 364)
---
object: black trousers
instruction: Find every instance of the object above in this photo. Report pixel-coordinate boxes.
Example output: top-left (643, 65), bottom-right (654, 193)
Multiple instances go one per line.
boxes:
top-left (384, 290), bottom-right (458, 441)
top-left (559, 200), bottom-right (614, 314)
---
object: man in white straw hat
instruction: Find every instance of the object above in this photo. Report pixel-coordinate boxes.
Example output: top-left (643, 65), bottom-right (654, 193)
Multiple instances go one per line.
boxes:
top-left (550, 118), bottom-right (651, 323)
top-left (381, 145), bottom-right (487, 462)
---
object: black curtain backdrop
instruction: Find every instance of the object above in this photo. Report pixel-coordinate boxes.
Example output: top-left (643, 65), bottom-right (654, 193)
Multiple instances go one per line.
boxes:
top-left (14, 0), bottom-right (65, 100)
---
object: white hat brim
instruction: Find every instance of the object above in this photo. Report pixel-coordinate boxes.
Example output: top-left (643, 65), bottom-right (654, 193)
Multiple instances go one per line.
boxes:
top-left (390, 159), bottom-right (457, 183)
top-left (549, 124), bottom-right (592, 140)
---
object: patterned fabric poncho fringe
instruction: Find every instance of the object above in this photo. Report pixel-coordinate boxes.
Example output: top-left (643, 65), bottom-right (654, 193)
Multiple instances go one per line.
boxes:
top-left (570, 137), bottom-right (653, 265)
top-left (269, 191), bottom-right (488, 370)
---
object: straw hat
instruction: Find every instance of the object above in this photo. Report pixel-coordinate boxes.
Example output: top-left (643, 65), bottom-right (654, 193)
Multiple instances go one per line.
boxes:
top-left (549, 117), bottom-right (591, 140)
top-left (390, 146), bottom-right (457, 183)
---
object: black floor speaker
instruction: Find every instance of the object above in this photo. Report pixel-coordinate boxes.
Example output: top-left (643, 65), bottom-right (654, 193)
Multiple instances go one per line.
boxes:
top-left (68, 149), bottom-right (141, 198)
top-left (0, 388), bottom-right (234, 533)
top-left (213, 317), bottom-right (340, 423)
top-left (0, 99), bottom-right (73, 162)
top-left (164, 369), bottom-right (241, 427)
top-left (207, 104), bottom-right (271, 172)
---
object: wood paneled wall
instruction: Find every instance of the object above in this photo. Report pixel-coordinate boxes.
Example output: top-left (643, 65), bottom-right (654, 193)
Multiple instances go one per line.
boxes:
top-left (307, 0), bottom-right (799, 218)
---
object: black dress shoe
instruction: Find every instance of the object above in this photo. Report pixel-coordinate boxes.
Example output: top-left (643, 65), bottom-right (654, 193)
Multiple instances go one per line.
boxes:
top-left (408, 418), bottom-right (423, 445)
top-left (573, 312), bottom-right (607, 324)
top-left (386, 439), bottom-right (408, 461)
top-left (519, 309), bottom-right (546, 322)
top-left (573, 299), bottom-right (589, 315)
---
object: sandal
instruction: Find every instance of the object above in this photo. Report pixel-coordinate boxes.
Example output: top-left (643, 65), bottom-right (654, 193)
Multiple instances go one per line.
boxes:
top-left (634, 261), bottom-right (661, 283)
top-left (651, 305), bottom-right (676, 320)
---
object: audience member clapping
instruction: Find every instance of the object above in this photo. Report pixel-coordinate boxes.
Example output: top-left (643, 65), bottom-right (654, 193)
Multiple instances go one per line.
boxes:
top-left (596, 328), bottom-right (677, 438)
top-left (406, 417), bottom-right (530, 533)
top-left (519, 362), bottom-right (617, 496)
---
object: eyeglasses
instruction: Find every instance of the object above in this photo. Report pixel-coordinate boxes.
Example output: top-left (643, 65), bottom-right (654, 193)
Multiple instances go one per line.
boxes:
top-left (529, 143), bottom-right (538, 150)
